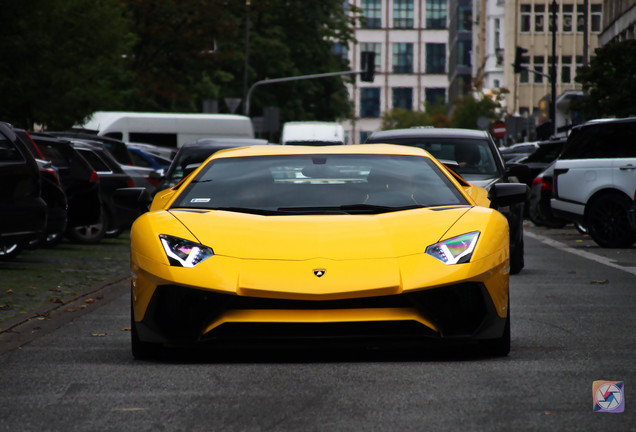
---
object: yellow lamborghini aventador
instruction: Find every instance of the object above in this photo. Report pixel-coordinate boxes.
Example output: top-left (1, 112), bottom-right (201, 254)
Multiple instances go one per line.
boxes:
top-left (129, 144), bottom-right (528, 358)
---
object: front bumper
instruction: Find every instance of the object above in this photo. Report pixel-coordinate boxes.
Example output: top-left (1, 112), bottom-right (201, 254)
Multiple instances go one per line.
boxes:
top-left (134, 282), bottom-right (507, 347)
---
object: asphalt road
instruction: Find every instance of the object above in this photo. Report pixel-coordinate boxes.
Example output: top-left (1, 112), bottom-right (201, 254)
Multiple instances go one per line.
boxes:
top-left (0, 224), bottom-right (634, 431)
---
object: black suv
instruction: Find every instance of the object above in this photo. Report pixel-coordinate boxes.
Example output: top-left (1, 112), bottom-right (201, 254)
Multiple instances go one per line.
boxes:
top-left (0, 122), bottom-right (47, 259)
top-left (366, 127), bottom-right (529, 274)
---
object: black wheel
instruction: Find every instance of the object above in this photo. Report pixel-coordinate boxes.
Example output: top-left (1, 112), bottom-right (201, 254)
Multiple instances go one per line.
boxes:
top-left (0, 243), bottom-right (24, 261)
top-left (66, 209), bottom-right (107, 244)
top-left (509, 236), bottom-right (524, 275)
top-left (585, 193), bottom-right (635, 248)
top-left (481, 301), bottom-right (511, 357)
top-left (131, 296), bottom-right (161, 360)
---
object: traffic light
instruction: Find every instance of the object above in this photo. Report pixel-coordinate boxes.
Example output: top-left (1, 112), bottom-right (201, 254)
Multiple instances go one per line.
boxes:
top-left (513, 46), bottom-right (528, 74)
top-left (361, 51), bottom-right (375, 82)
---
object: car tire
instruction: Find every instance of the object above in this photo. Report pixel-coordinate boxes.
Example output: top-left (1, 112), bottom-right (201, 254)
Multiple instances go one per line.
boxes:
top-left (131, 296), bottom-right (161, 360)
top-left (66, 209), bottom-right (107, 244)
top-left (0, 243), bottom-right (24, 261)
top-left (509, 235), bottom-right (524, 275)
top-left (481, 301), bottom-right (511, 357)
top-left (585, 192), bottom-right (636, 248)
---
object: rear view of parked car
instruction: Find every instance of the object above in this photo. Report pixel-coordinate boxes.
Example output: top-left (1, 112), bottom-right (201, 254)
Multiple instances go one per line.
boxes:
top-left (0, 122), bottom-right (47, 260)
top-left (551, 117), bottom-right (636, 247)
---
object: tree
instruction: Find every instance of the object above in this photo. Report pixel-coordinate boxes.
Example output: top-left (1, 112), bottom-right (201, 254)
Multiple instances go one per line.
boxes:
top-left (572, 39), bottom-right (636, 119)
top-left (450, 86), bottom-right (508, 129)
top-left (381, 102), bottom-right (450, 130)
top-left (0, 0), bottom-right (134, 129)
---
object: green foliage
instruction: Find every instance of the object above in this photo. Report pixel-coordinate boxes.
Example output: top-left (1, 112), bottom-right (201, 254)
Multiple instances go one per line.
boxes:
top-left (0, 0), bottom-right (134, 129)
top-left (381, 102), bottom-right (450, 130)
top-left (0, 0), bottom-right (358, 129)
top-left (450, 86), bottom-right (508, 129)
top-left (572, 40), bottom-right (636, 119)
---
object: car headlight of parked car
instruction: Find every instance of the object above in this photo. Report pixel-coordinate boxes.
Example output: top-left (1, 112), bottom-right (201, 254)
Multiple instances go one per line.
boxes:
top-left (426, 232), bottom-right (480, 265)
top-left (159, 234), bottom-right (214, 267)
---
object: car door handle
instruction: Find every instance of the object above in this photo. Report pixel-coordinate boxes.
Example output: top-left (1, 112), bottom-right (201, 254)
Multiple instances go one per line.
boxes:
top-left (618, 164), bottom-right (636, 171)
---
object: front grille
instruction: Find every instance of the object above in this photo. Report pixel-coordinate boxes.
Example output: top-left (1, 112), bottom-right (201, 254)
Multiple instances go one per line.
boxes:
top-left (142, 283), bottom-right (493, 342)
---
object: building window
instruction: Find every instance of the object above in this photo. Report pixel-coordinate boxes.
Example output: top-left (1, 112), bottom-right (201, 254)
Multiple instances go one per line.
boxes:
top-left (533, 56), bottom-right (544, 83)
top-left (591, 4), bottom-right (602, 32)
top-left (393, 43), bottom-right (413, 73)
top-left (361, 0), bottom-right (381, 29)
top-left (360, 42), bottom-right (381, 72)
top-left (427, 0), bottom-right (447, 29)
top-left (333, 43), bottom-right (348, 65)
top-left (425, 88), bottom-right (446, 104)
top-left (458, 5), bottom-right (471, 31)
top-left (457, 40), bottom-right (471, 67)
top-left (576, 55), bottom-right (584, 75)
top-left (426, 43), bottom-right (446, 73)
top-left (561, 56), bottom-right (572, 83)
top-left (393, 87), bottom-right (413, 110)
top-left (534, 4), bottom-right (545, 32)
top-left (577, 4), bottom-right (585, 32)
top-left (562, 4), bottom-right (573, 32)
top-left (394, 0), bottom-right (414, 28)
top-left (520, 5), bottom-right (531, 32)
top-left (360, 88), bottom-right (380, 117)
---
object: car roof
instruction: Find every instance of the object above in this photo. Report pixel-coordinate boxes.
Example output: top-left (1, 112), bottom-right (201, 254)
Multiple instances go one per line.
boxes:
top-left (186, 138), bottom-right (268, 147)
top-left (209, 143), bottom-right (432, 159)
top-left (366, 128), bottom-right (491, 141)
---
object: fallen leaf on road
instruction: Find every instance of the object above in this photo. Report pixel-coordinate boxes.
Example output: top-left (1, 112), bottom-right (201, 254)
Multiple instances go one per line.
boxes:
top-left (6, 289), bottom-right (14, 294)
top-left (590, 279), bottom-right (609, 284)
top-left (121, 327), bottom-right (131, 332)
top-left (66, 308), bottom-right (76, 312)
top-left (91, 333), bottom-right (107, 337)
top-left (85, 298), bottom-right (96, 304)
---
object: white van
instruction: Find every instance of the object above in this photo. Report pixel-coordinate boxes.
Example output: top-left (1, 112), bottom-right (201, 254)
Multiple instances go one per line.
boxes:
top-left (281, 121), bottom-right (345, 146)
top-left (79, 111), bottom-right (254, 148)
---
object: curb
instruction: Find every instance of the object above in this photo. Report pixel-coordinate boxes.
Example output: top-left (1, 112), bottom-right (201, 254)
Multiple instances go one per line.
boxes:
top-left (0, 273), bottom-right (130, 355)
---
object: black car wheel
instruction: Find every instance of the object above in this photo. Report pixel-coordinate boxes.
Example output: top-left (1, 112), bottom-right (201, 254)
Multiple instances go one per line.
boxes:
top-left (131, 295), bottom-right (161, 360)
top-left (0, 243), bottom-right (23, 261)
top-left (66, 209), bottom-right (107, 244)
top-left (585, 193), bottom-right (636, 248)
top-left (481, 301), bottom-right (510, 357)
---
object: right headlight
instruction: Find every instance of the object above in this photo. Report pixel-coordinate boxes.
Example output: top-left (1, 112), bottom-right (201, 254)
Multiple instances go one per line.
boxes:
top-left (425, 231), bottom-right (480, 265)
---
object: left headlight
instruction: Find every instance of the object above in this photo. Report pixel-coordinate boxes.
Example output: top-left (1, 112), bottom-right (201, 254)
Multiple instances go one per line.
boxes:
top-left (425, 231), bottom-right (480, 265)
top-left (159, 234), bottom-right (214, 268)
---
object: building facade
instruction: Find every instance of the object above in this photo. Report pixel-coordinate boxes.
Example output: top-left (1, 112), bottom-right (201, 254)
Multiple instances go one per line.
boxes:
top-left (502, 0), bottom-right (602, 137)
top-left (599, 0), bottom-right (636, 44)
top-left (344, 0), bottom-right (450, 143)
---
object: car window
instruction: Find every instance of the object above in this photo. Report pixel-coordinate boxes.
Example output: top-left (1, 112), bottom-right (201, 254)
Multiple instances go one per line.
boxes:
top-left (0, 133), bottom-right (23, 162)
top-left (172, 154), bottom-right (468, 214)
top-left (561, 122), bottom-right (636, 159)
top-left (77, 149), bottom-right (111, 173)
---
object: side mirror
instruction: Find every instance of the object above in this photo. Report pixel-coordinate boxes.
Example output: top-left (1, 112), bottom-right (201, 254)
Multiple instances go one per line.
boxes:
top-left (488, 183), bottom-right (529, 208)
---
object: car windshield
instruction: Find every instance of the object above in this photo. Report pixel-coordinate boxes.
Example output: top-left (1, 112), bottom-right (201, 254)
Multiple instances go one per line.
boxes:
top-left (369, 137), bottom-right (499, 180)
top-left (171, 154), bottom-right (469, 214)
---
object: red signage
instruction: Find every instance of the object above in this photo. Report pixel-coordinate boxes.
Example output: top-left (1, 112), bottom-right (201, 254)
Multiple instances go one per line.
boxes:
top-left (492, 121), bottom-right (507, 138)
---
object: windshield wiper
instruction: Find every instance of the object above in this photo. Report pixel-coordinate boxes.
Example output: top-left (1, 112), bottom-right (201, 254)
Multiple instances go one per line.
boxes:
top-left (210, 206), bottom-right (286, 216)
top-left (276, 204), bottom-right (425, 215)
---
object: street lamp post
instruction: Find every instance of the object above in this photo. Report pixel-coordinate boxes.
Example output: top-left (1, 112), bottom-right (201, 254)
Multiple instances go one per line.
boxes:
top-left (550, 0), bottom-right (557, 136)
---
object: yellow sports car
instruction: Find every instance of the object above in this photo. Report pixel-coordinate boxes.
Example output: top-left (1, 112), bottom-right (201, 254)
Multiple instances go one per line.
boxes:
top-left (129, 144), bottom-right (528, 358)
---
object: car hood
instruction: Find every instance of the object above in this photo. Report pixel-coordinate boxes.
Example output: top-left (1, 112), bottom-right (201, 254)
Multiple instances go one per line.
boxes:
top-left (168, 207), bottom-right (473, 260)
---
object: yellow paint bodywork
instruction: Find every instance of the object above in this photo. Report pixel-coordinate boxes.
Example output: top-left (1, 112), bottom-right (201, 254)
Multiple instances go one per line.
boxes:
top-left (131, 144), bottom-right (510, 337)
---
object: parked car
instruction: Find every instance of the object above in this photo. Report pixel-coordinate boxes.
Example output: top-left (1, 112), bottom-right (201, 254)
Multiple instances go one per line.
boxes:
top-left (528, 162), bottom-right (568, 228)
top-left (551, 117), bottom-right (636, 247)
top-left (127, 142), bottom-right (177, 162)
top-left (13, 128), bottom-right (68, 247)
top-left (127, 146), bottom-right (172, 174)
top-left (365, 127), bottom-right (529, 274)
top-left (515, 138), bottom-right (567, 185)
top-left (499, 141), bottom-right (540, 162)
top-left (30, 134), bottom-right (102, 234)
top-left (129, 144), bottom-right (528, 358)
top-left (69, 141), bottom-right (142, 243)
top-left (48, 131), bottom-right (135, 166)
top-left (0, 122), bottom-right (47, 260)
top-left (158, 138), bottom-right (269, 192)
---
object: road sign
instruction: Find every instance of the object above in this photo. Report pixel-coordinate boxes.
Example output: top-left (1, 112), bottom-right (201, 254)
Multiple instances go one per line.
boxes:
top-left (492, 121), bottom-right (507, 138)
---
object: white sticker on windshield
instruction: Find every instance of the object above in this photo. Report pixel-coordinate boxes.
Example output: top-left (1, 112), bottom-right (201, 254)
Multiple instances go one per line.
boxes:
top-left (191, 198), bottom-right (210, 203)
